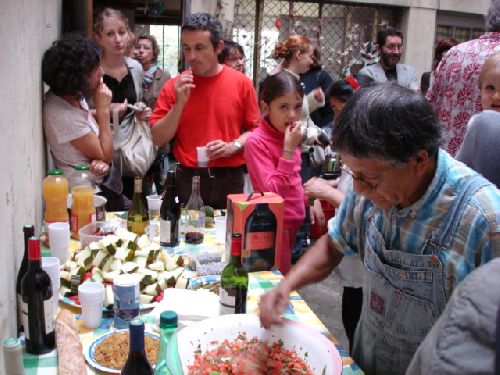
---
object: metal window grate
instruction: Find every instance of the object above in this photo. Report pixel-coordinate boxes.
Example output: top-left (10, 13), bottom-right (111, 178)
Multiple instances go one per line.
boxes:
top-left (231, 0), bottom-right (401, 85)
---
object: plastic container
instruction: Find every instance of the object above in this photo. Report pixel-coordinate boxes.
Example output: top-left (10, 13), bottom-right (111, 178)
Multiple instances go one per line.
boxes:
top-left (70, 165), bottom-right (96, 239)
top-left (43, 169), bottom-right (69, 226)
top-left (78, 221), bottom-right (116, 247)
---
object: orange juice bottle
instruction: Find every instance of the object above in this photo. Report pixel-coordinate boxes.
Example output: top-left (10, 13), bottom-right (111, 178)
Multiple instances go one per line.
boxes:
top-left (70, 165), bottom-right (96, 239)
top-left (42, 170), bottom-right (69, 225)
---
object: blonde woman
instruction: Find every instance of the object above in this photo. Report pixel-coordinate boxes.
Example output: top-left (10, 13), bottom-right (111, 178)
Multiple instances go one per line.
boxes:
top-left (94, 7), bottom-right (151, 198)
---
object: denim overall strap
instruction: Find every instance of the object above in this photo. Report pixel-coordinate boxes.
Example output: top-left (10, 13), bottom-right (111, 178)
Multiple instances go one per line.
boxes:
top-left (427, 174), bottom-right (491, 251)
top-left (496, 300), bottom-right (500, 375)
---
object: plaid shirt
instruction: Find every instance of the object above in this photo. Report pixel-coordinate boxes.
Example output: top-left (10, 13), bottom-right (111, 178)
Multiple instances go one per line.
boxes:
top-left (328, 149), bottom-right (500, 298)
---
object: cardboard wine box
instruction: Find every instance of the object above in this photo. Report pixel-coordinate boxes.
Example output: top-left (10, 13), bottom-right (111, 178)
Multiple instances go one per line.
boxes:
top-left (225, 192), bottom-right (284, 272)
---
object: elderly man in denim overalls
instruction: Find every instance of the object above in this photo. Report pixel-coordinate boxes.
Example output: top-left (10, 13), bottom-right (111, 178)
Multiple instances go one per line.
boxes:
top-left (259, 82), bottom-right (500, 375)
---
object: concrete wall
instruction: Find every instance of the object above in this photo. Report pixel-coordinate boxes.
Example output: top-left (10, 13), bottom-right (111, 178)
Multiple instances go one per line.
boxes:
top-left (0, 0), bottom-right (61, 368)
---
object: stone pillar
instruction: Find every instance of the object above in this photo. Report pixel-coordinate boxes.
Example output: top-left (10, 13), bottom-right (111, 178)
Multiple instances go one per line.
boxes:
top-left (400, 6), bottom-right (437, 81)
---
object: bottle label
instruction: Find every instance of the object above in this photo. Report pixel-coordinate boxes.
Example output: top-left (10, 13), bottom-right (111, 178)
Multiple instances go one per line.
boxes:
top-left (21, 302), bottom-right (29, 340)
top-left (70, 214), bottom-right (78, 235)
top-left (219, 288), bottom-right (236, 315)
top-left (44, 299), bottom-right (54, 334)
top-left (160, 219), bottom-right (171, 243)
top-left (245, 231), bottom-right (274, 250)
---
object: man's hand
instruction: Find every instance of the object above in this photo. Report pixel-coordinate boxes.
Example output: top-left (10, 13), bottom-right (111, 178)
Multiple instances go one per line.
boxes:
top-left (312, 87), bottom-right (325, 103)
top-left (309, 198), bottom-right (325, 226)
top-left (89, 159), bottom-right (109, 176)
top-left (258, 282), bottom-right (291, 329)
top-left (136, 106), bottom-right (152, 121)
top-left (304, 177), bottom-right (333, 201)
top-left (206, 140), bottom-right (238, 159)
top-left (175, 72), bottom-right (195, 108)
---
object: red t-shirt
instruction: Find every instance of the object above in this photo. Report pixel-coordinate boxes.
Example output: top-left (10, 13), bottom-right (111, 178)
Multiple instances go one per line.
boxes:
top-left (150, 66), bottom-right (259, 167)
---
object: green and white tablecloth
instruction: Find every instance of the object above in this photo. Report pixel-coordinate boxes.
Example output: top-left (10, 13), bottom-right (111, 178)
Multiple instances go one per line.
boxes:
top-left (27, 214), bottom-right (363, 374)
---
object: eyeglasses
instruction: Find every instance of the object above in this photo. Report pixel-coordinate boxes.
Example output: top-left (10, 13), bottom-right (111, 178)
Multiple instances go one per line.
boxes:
top-left (384, 44), bottom-right (403, 52)
top-left (341, 166), bottom-right (393, 191)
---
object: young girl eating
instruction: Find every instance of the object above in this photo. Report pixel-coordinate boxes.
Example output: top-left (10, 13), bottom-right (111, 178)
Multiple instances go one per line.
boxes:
top-left (245, 71), bottom-right (306, 275)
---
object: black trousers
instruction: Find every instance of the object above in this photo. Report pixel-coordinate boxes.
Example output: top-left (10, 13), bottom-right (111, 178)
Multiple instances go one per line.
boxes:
top-left (342, 286), bottom-right (363, 353)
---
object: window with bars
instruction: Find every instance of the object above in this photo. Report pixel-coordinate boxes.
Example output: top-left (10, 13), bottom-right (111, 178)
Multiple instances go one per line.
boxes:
top-left (232, 0), bottom-right (401, 85)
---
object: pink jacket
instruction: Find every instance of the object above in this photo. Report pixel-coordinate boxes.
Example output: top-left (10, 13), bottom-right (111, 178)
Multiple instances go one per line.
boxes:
top-left (244, 116), bottom-right (305, 229)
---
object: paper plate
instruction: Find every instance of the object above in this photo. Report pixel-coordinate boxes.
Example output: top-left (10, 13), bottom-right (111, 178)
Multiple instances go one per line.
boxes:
top-left (177, 313), bottom-right (343, 375)
top-left (85, 329), bottom-right (159, 374)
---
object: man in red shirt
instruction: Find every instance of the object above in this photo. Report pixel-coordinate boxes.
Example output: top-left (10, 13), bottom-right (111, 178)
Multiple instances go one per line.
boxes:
top-left (150, 13), bottom-right (259, 208)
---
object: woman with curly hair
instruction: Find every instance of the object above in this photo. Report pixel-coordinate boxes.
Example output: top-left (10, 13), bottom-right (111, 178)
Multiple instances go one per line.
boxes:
top-left (94, 7), bottom-right (151, 199)
top-left (42, 34), bottom-right (112, 188)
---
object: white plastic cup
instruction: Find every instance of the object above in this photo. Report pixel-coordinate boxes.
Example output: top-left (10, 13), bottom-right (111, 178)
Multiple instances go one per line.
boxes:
top-left (196, 146), bottom-right (209, 167)
top-left (48, 222), bottom-right (70, 263)
top-left (78, 282), bottom-right (104, 329)
top-left (146, 194), bottom-right (162, 223)
top-left (42, 257), bottom-right (61, 313)
top-left (214, 216), bottom-right (227, 244)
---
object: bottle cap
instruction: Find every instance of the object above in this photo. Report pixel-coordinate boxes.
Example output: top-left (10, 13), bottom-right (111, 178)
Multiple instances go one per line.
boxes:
top-left (129, 318), bottom-right (145, 334)
top-left (74, 165), bottom-right (89, 171)
top-left (2, 338), bottom-right (21, 350)
top-left (47, 169), bottom-right (64, 176)
top-left (160, 310), bottom-right (178, 328)
top-left (28, 237), bottom-right (41, 261)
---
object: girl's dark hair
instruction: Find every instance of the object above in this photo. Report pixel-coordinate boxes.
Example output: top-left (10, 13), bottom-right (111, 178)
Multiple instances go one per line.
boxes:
top-left (42, 34), bottom-right (101, 98)
top-left (260, 71), bottom-right (304, 104)
top-left (137, 34), bottom-right (160, 63)
top-left (433, 38), bottom-right (458, 69)
top-left (327, 74), bottom-right (374, 102)
top-left (333, 82), bottom-right (441, 163)
top-left (218, 40), bottom-right (245, 63)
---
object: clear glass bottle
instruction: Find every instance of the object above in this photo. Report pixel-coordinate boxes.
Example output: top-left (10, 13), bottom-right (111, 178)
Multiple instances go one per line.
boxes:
top-left (128, 177), bottom-right (148, 235)
top-left (220, 233), bottom-right (248, 314)
top-left (154, 310), bottom-right (183, 375)
top-left (70, 165), bottom-right (95, 239)
top-left (184, 176), bottom-right (205, 245)
top-left (42, 169), bottom-right (69, 224)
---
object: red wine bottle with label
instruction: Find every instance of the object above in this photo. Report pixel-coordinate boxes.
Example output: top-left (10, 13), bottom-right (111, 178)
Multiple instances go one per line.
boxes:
top-left (243, 203), bottom-right (277, 272)
top-left (160, 170), bottom-right (181, 247)
top-left (185, 176), bottom-right (205, 245)
top-left (220, 234), bottom-right (248, 314)
top-left (16, 224), bottom-right (35, 336)
top-left (21, 237), bottom-right (55, 354)
top-left (121, 318), bottom-right (153, 375)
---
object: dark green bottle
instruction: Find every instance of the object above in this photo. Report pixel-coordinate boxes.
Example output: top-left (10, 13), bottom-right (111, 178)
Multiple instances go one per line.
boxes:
top-left (220, 233), bottom-right (248, 314)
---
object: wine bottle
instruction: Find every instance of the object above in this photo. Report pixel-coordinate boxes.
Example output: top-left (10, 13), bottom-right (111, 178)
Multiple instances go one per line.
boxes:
top-left (220, 233), bottom-right (248, 314)
top-left (154, 311), bottom-right (183, 375)
top-left (160, 171), bottom-right (181, 247)
top-left (21, 237), bottom-right (55, 354)
top-left (16, 224), bottom-right (35, 336)
top-left (184, 176), bottom-right (205, 245)
top-left (128, 177), bottom-right (148, 235)
top-left (121, 318), bottom-right (153, 375)
top-left (243, 203), bottom-right (277, 272)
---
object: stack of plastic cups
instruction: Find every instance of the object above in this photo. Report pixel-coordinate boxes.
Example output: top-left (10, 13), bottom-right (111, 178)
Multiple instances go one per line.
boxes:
top-left (47, 222), bottom-right (70, 264)
top-left (78, 282), bottom-right (104, 329)
top-left (41, 257), bottom-right (60, 313)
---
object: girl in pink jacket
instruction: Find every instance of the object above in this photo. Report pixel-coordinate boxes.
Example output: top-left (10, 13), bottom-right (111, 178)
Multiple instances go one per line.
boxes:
top-left (244, 71), bottom-right (306, 275)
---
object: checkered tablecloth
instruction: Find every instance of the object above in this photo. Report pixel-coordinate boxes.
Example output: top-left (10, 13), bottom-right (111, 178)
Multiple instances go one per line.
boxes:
top-left (27, 215), bottom-right (363, 374)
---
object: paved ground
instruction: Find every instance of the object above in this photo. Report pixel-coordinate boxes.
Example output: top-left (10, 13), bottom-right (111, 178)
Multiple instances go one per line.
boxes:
top-left (299, 272), bottom-right (350, 351)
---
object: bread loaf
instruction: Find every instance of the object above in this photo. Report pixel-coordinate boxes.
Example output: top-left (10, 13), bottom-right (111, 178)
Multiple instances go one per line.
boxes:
top-left (55, 309), bottom-right (87, 374)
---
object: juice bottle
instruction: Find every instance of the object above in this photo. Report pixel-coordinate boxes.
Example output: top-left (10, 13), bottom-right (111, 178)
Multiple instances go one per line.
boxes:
top-left (70, 165), bottom-right (96, 239)
top-left (42, 169), bottom-right (69, 224)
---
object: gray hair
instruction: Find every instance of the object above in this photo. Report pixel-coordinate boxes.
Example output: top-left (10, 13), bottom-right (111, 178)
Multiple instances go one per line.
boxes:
top-left (486, 0), bottom-right (500, 31)
top-left (332, 83), bottom-right (441, 163)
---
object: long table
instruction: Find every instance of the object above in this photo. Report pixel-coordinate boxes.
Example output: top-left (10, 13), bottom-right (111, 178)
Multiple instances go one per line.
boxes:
top-left (25, 216), bottom-right (363, 374)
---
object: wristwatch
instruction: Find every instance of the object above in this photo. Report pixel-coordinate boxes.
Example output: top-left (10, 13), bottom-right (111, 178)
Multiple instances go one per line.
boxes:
top-left (233, 141), bottom-right (243, 151)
